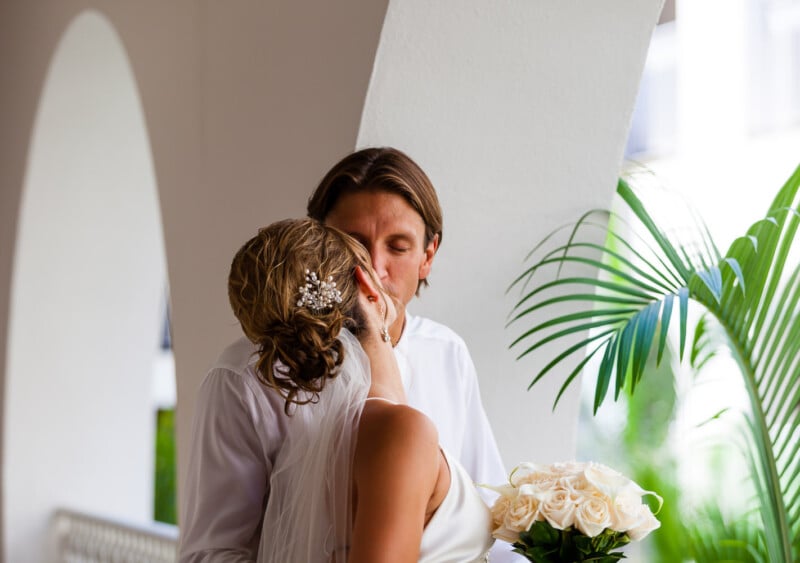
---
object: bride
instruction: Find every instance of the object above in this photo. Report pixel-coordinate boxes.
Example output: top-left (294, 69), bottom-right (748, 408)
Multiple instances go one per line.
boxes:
top-left (227, 218), bottom-right (494, 562)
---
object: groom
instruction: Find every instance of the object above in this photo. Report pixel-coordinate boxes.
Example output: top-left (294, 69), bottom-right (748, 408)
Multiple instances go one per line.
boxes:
top-left (179, 147), bottom-right (517, 562)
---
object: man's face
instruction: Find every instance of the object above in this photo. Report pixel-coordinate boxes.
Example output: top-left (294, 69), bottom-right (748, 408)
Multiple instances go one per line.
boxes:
top-left (325, 190), bottom-right (438, 327)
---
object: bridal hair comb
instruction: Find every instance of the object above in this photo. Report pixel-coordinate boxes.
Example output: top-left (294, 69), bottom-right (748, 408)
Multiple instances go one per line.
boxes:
top-left (297, 269), bottom-right (343, 312)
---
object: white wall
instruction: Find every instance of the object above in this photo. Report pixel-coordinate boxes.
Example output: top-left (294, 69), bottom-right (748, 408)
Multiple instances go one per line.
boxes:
top-left (358, 0), bottom-right (665, 468)
top-left (4, 12), bottom-right (165, 563)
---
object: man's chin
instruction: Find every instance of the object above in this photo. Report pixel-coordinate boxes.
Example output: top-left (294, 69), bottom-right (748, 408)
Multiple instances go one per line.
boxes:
top-left (383, 288), bottom-right (404, 310)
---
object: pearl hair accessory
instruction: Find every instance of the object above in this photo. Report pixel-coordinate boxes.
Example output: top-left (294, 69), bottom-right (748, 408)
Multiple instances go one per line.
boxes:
top-left (296, 269), bottom-right (343, 312)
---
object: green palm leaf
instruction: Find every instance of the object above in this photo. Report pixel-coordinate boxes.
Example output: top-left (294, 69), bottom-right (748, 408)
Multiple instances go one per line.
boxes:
top-left (508, 165), bottom-right (800, 561)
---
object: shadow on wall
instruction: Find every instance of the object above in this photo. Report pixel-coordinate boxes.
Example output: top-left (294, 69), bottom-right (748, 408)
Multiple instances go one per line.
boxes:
top-left (4, 10), bottom-right (169, 563)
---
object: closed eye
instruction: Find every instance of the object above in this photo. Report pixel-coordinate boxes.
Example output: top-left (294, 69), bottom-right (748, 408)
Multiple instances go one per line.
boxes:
top-left (387, 235), bottom-right (415, 254)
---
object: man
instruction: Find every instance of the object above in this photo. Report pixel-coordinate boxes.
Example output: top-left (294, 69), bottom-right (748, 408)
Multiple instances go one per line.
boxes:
top-left (307, 147), bottom-right (506, 490)
top-left (179, 147), bottom-right (514, 562)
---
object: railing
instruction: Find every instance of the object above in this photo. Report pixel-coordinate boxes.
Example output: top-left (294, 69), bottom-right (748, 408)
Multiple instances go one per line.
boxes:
top-left (52, 509), bottom-right (178, 563)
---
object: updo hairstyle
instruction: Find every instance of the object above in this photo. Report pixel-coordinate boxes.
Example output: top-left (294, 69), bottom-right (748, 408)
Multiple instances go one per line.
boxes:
top-left (228, 218), bottom-right (375, 412)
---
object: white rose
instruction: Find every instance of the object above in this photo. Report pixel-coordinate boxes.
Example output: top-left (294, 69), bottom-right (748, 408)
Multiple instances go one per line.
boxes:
top-left (551, 461), bottom-right (588, 476)
top-left (573, 495), bottom-right (613, 537)
top-left (503, 489), bottom-right (543, 532)
top-left (492, 523), bottom-right (521, 544)
top-left (540, 489), bottom-right (576, 530)
top-left (490, 494), bottom-right (513, 529)
top-left (513, 461), bottom-right (549, 476)
top-left (584, 462), bottom-right (642, 498)
top-left (510, 462), bottom-right (548, 485)
top-left (627, 504), bottom-right (661, 540)
top-left (489, 489), bottom-right (522, 543)
top-left (482, 482), bottom-right (517, 499)
top-left (560, 473), bottom-right (601, 499)
top-left (609, 491), bottom-right (646, 532)
top-left (512, 464), bottom-right (560, 491)
top-left (520, 475), bottom-right (560, 495)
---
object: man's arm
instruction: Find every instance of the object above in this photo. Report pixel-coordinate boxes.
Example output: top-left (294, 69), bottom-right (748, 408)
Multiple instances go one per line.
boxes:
top-left (456, 345), bottom-right (507, 489)
top-left (178, 369), bottom-right (271, 563)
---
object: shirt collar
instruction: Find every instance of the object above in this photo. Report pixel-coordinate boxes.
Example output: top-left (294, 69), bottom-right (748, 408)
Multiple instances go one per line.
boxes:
top-left (394, 311), bottom-right (414, 354)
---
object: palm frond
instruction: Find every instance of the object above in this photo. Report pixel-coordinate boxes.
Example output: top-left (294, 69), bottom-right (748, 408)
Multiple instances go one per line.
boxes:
top-left (508, 165), bottom-right (800, 561)
top-left (687, 503), bottom-right (764, 563)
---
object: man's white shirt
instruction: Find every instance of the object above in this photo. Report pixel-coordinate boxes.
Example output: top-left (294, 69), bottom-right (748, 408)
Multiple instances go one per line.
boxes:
top-left (393, 314), bottom-right (506, 497)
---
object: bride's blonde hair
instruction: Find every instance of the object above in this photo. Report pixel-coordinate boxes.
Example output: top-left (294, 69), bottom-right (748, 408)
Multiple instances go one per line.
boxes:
top-left (228, 218), bottom-right (374, 412)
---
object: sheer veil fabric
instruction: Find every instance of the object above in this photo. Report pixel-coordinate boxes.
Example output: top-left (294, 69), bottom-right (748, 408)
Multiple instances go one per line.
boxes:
top-left (257, 328), bottom-right (370, 563)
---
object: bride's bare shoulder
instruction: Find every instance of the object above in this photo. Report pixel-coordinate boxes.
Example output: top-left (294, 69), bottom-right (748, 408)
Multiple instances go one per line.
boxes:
top-left (356, 401), bottom-right (439, 469)
top-left (350, 402), bottom-right (441, 561)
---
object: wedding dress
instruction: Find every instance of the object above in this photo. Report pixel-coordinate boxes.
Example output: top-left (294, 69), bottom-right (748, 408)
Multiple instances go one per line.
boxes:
top-left (257, 329), bottom-right (494, 563)
top-left (418, 447), bottom-right (494, 562)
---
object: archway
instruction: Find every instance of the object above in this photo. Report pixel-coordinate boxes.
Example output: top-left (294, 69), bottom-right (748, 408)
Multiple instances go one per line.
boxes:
top-left (4, 10), bottom-right (168, 562)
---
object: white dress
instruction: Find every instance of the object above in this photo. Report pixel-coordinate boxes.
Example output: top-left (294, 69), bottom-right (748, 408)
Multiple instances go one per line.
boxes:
top-left (363, 397), bottom-right (495, 562)
top-left (418, 448), bottom-right (495, 562)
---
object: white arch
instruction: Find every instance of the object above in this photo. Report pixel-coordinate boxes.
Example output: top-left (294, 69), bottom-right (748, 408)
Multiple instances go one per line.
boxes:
top-left (4, 10), bottom-right (167, 562)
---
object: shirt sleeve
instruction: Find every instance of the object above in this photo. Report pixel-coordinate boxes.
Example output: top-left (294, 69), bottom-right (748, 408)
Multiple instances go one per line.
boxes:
top-left (455, 343), bottom-right (507, 490)
top-left (178, 369), bottom-right (271, 563)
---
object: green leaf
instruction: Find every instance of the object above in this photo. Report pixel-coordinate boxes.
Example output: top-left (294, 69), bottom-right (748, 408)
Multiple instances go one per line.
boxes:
top-left (678, 286), bottom-right (689, 360)
top-left (615, 319), bottom-right (636, 400)
top-left (527, 521), bottom-right (561, 545)
top-left (594, 334), bottom-right (618, 413)
top-left (526, 328), bottom-right (617, 392)
top-left (693, 265), bottom-right (723, 303)
top-left (656, 293), bottom-right (674, 364)
top-left (694, 408), bottom-right (730, 428)
top-left (617, 178), bottom-right (692, 279)
top-left (723, 257), bottom-right (746, 295)
top-left (631, 301), bottom-right (660, 392)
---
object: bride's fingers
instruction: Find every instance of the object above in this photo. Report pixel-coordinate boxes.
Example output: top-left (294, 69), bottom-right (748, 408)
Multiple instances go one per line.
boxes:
top-left (381, 292), bottom-right (400, 327)
top-left (357, 292), bottom-right (384, 330)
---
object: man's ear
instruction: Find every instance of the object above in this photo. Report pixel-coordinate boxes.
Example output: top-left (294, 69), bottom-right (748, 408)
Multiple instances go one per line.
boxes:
top-left (354, 265), bottom-right (380, 301)
top-left (418, 234), bottom-right (439, 280)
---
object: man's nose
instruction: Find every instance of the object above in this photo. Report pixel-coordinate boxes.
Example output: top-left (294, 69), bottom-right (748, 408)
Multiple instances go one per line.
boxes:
top-left (370, 249), bottom-right (389, 280)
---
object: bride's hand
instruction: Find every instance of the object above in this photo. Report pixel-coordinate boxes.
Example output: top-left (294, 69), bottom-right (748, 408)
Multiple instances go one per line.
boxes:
top-left (357, 290), bottom-right (396, 339)
top-left (354, 266), bottom-right (397, 343)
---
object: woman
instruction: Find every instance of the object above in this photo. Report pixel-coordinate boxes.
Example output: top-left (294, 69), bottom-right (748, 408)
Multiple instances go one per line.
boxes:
top-left (227, 218), bottom-right (494, 562)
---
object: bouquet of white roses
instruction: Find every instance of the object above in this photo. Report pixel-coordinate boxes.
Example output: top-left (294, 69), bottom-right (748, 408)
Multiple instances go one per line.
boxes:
top-left (486, 461), bottom-right (661, 563)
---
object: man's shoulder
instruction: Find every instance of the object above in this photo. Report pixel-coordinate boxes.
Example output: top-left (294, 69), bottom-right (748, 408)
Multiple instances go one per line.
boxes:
top-left (404, 314), bottom-right (469, 351)
top-left (199, 336), bottom-right (285, 416)
top-left (198, 336), bottom-right (263, 397)
top-left (402, 315), bottom-right (473, 370)
top-left (211, 336), bottom-right (259, 375)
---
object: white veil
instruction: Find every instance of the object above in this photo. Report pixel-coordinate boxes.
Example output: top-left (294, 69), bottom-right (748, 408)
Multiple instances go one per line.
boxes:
top-left (257, 328), bottom-right (370, 563)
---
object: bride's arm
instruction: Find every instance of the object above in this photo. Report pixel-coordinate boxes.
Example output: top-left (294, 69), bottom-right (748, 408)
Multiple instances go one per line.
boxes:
top-left (348, 404), bottom-right (440, 563)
